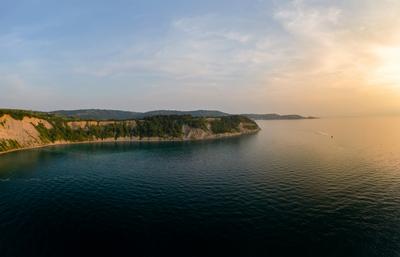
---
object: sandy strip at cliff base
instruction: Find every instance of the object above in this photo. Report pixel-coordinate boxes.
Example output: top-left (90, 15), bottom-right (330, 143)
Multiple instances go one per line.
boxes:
top-left (0, 129), bottom-right (260, 156)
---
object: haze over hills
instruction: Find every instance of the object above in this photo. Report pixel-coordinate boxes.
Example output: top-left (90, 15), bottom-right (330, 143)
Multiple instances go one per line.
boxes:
top-left (51, 109), bottom-right (316, 120)
top-left (51, 109), bottom-right (229, 120)
top-left (243, 114), bottom-right (317, 120)
top-left (52, 109), bottom-right (144, 120)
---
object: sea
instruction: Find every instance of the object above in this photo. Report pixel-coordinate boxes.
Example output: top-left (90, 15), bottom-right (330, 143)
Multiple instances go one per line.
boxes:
top-left (1, 117), bottom-right (400, 257)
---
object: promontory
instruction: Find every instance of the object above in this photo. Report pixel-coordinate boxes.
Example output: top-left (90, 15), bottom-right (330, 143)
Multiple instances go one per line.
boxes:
top-left (0, 109), bottom-right (260, 154)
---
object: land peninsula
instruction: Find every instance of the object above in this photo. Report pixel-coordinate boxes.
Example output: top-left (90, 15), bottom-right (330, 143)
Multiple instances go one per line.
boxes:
top-left (0, 109), bottom-right (260, 154)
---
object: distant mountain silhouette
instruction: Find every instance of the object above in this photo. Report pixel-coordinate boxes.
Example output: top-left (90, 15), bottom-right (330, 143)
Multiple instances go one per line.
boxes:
top-left (139, 110), bottom-right (229, 118)
top-left (52, 109), bottom-right (143, 120)
top-left (51, 109), bottom-right (316, 120)
top-left (51, 109), bottom-right (229, 120)
top-left (242, 114), bottom-right (317, 120)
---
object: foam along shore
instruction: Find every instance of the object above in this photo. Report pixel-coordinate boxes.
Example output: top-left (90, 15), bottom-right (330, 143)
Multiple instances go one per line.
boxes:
top-left (0, 110), bottom-right (260, 155)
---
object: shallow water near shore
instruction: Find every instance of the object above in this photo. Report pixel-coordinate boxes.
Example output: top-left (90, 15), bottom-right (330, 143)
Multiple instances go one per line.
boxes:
top-left (1, 117), bottom-right (400, 256)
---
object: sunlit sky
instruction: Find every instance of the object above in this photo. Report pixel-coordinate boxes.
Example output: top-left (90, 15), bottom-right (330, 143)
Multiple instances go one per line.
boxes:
top-left (2, 0), bottom-right (400, 116)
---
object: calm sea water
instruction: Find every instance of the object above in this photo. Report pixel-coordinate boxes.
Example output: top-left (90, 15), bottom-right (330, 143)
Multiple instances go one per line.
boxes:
top-left (1, 118), bottom-right (400, 257)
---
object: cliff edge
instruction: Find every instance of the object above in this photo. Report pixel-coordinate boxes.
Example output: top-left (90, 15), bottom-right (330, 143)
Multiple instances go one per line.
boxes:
top-left (0, 110), bottom-right (260, 154)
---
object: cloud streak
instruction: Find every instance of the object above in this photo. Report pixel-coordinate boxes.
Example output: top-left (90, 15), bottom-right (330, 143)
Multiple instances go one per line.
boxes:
top-left (2, 0), bottom-right (400, 115)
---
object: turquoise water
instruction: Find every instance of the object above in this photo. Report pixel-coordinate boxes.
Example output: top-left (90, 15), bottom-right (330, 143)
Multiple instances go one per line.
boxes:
top-left (1, 118), bottom-right (400, 256)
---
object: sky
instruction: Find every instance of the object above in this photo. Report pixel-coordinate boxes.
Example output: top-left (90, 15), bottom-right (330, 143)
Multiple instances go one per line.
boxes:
top-left (1, 0), bottom-right (400, 116)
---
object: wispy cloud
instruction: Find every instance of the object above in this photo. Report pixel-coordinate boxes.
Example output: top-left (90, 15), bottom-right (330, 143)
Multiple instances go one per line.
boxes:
top-left (2, 0), bottom-right (400, 114)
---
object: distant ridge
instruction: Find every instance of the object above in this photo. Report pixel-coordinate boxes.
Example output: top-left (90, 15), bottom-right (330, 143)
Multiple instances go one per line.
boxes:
top-left (51, 109), bottom-right (229, 120)
top-left (138, 110), bottom-right (229, 118)
top-left (52, 109), bottom-right (142, 120)
top-left (51, 109), bottom-right (316, 120)
top-left (242, 114), bottom-right (317, 120)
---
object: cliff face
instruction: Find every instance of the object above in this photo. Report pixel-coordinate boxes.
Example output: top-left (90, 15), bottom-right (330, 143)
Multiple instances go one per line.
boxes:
top-left (0, 113), bottom-right (259, 154)
top-left (0, 115), bottom-right (53, 151)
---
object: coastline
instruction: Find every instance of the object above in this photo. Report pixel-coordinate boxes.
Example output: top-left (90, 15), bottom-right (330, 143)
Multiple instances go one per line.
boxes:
top-left (0, 128), bottom-right (260, 156)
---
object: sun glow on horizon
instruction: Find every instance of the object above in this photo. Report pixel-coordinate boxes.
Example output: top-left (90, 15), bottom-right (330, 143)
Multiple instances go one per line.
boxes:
top-left (373, 46), bottom-right (400, 87)
top-left (2, 0), bottom-right (400, 116)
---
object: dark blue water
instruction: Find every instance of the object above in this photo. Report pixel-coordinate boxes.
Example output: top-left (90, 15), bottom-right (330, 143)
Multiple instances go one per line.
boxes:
top-left (1, 118), bottom-right (400, 257)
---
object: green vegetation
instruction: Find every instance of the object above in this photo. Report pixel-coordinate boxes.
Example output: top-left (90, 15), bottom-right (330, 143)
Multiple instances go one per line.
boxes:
top-left (0, 109), bottom-right (79, 122)
top-left (210, 115), bottom-right (258, 134)
top-left (0, 109), bottom-right (49, 120)
top-left (134, 115), bottom-right (207, 138)
top-left (0, 109), bottom-right (259, 152)
top-left (32, 115), bottom-right (209, 142)
top-left (0, 139), bottom-right (21, 152)
top-left (35, 115), bottom-right (256, 141)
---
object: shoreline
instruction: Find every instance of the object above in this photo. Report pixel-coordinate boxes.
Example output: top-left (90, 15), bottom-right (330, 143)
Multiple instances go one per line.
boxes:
top-left (0, 129), bottom-right (260, 156)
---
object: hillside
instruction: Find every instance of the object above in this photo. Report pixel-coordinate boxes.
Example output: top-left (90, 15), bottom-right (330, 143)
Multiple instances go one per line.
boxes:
top-left (51, 109), bottom-right (315, 120)
top-left (0, 109), bottom-right (260, 154)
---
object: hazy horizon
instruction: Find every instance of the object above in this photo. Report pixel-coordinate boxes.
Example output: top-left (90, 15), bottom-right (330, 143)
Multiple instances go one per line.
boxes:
top-left (2, 0), bottom-right (400, 117)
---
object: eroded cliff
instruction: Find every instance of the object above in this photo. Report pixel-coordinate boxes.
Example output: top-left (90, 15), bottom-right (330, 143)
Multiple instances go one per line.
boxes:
top-left (0, 110), bottom-right (260, 154)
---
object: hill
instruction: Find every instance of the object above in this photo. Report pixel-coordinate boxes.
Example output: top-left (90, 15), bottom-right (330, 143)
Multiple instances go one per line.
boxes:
top-left (52, 109), bottom-right (142, 120)
top-left (51, 109), bottom-right (229, 120)
top-left (51, 109), bottom-right (315, 120)
top-left (0, 109), bottom-right (260, 154)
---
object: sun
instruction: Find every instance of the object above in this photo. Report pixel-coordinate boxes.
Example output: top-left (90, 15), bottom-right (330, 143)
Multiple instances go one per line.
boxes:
top-left (373, 46), bottom-right (400, 86)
